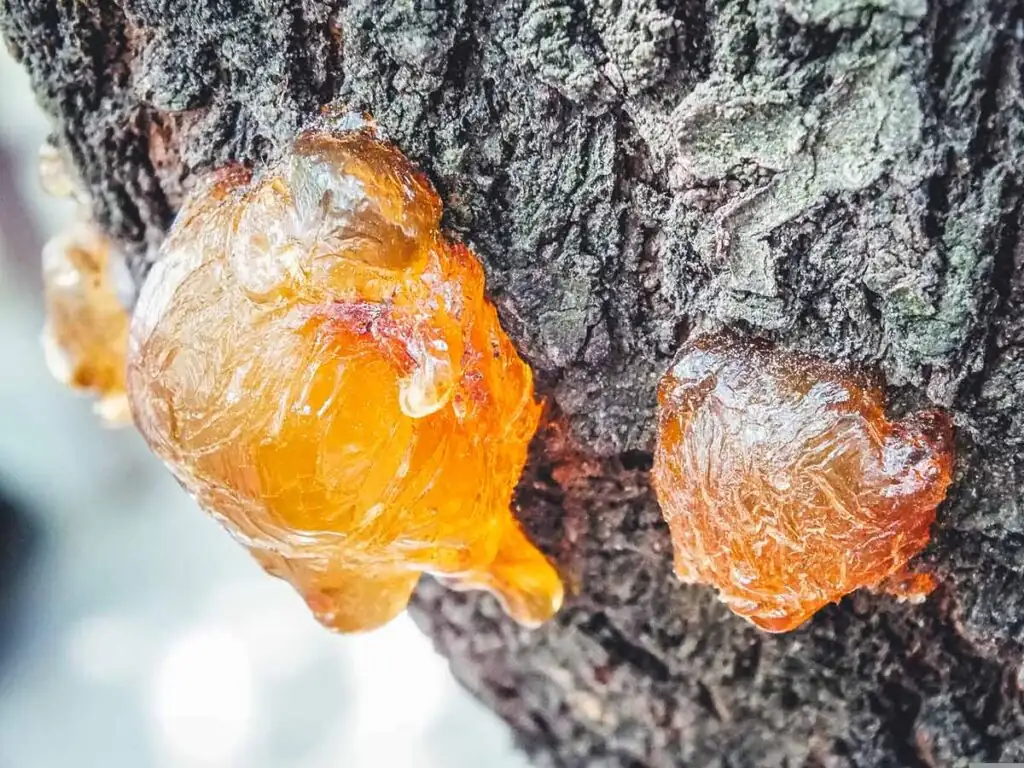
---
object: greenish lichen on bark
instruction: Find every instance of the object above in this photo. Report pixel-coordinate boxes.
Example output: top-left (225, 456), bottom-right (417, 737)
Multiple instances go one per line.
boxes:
top-left (3, 0), bottom-right (1024, 765)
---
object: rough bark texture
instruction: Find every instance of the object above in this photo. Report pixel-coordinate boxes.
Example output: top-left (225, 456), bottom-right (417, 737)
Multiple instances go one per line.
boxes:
top-left (4, 0), bottom-right (1024, 765)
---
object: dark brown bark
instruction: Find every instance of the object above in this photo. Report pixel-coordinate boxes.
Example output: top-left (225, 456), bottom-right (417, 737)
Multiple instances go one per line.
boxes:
top-left (4, 0), bottom-right (1024, 765)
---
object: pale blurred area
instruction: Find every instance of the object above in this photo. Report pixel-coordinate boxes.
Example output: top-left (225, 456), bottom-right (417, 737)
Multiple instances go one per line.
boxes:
top-left (0, 44), bottom-right (527, 768)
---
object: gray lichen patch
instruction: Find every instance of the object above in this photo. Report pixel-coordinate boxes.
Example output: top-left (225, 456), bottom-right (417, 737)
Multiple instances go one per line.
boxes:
top-left (782, 0), bottom-right (927, 27)
top-left (660, 49), bottom-right (925, 331)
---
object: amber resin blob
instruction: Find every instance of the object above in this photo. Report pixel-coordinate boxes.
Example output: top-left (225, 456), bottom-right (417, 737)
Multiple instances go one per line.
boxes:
top-left (127, 122), bottom-right (563, 632)
top-left (653, 332), bottom-right (954, 632)
top-left (42, 222), bottom-right (132, 426)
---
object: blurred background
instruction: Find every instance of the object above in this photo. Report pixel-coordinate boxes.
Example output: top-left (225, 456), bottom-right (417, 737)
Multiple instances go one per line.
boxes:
top-left (0, 43), bottom-right (527, 768)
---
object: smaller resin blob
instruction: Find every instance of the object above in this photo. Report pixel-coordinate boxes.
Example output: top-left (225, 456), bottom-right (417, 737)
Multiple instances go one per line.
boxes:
top-left (42, 222), bottom-right (131, 426)
top-left (127, 122), bottom-right (563, 632)
top-left (653, 332), bottom-right (954, 632)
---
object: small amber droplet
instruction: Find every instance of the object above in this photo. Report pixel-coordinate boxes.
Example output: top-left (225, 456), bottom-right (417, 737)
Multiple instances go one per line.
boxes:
top-left (42, 222), bottom-right (131, 426)
top-left (127, 124), bottom-right (563, 632)
top-left (876, 568), bottom-right (936, 604)
top-left (652, 332), bottom-right (954, 632)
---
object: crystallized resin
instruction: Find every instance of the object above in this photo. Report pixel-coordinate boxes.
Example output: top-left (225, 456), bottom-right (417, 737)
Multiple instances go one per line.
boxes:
top-left (653, 333), bottom-right (953, 632)
top-left (127, 124), bottom-right (562, 632)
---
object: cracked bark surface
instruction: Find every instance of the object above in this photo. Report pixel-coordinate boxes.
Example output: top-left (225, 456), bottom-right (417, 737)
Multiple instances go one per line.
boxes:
top-left (3, 0), bottom-right (1024, 765)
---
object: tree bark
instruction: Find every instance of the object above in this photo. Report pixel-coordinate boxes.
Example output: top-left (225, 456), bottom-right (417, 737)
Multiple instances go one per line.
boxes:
top-left (4, 0), bottom-right (1024, 765)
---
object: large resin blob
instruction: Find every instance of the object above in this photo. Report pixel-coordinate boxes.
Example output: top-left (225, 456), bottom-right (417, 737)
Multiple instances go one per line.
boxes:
top-left (653, 332), bottom-right (954, 632)
top-left (42, 222), bottom-right (131, 426)
top-left (127, 125), bottom-right (562, 632)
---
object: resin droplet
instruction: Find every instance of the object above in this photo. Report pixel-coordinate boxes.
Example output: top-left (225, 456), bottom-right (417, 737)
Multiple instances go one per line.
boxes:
top-left (652, 332), bottom-right (954, 632)
top-left (127, 124), bottom-right (563, 632)
top-left (42, 222), bottom-right (131, 426)
top-left (38, 141), bottom-right (79, 200)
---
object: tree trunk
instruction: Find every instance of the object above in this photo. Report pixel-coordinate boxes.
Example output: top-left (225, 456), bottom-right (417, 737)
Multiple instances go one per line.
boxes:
top-left (4, 0), bottom-right (1023, 765)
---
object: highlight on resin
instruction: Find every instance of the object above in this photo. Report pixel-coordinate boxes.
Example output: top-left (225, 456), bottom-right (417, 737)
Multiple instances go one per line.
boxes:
top-left (41, 221), bottom-right (132, 426)
top-left (126, 118), bottom-right (563, 632)
top-left (652, 332), bottom-right (954, 632)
